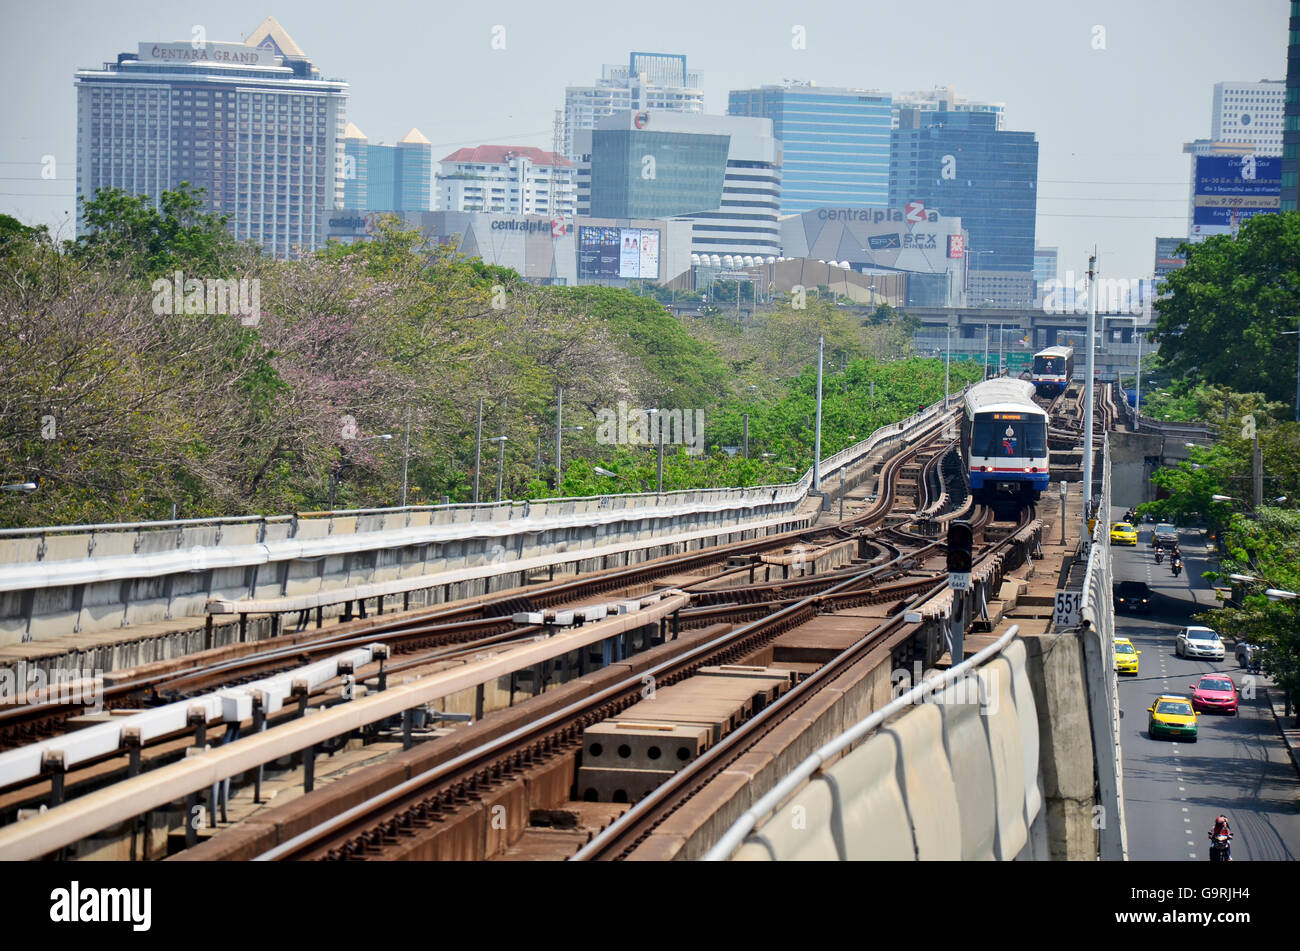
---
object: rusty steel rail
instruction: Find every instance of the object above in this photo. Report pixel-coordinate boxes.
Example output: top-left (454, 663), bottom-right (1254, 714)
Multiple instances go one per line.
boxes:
top-left (570, 505), bottom-right (1039, 861)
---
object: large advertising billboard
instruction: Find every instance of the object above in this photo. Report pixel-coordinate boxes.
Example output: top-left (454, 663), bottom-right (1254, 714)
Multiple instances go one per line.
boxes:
top-left (1191, 155), bottom-right (1280, 237)
top-left (578, 226), bottom-right (661, 279)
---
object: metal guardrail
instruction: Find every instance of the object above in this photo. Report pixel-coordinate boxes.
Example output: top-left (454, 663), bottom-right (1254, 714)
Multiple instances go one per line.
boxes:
top-left (1079, 431), bottom-right (1128, 860)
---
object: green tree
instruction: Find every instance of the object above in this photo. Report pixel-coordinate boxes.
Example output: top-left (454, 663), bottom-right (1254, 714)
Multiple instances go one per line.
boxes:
top-left (1152, 211), bottom-right (1300, 409)
top-left (1203, 507), bottom-right (1300, 723)
top-left (73, 182), bottom-right (248, 278)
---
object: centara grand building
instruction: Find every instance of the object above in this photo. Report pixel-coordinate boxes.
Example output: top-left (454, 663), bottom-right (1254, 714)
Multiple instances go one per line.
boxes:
top-left (328, 203), bottom-right (969, 303)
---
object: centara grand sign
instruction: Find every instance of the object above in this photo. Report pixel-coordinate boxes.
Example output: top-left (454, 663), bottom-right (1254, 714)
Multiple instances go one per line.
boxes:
top-left (783, 204), bottom-right (963, 275)
top-left (137, 42), bottom-right (275, 66)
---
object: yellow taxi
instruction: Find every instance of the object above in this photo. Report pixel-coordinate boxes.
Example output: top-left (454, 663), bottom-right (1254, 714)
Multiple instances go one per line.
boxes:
top-left (1114, 637), bottom-right (1141, 675)
top-left (1109, 522), bottom-right (1138, 545)
top-left (1147, 695), bottom-right (1198, 742)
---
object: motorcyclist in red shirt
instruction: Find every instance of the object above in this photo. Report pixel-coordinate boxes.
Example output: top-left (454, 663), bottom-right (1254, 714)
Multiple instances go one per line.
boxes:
top-left (1209, 815), bottom-right (1233, 860)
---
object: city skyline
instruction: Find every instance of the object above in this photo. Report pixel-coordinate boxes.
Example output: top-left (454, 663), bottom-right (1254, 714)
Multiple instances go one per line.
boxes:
top-left (0, 0), bottom-right (1285, 283)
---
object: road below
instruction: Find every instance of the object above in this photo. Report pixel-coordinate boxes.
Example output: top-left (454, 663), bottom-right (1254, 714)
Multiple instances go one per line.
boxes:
top-left (1109, 513), bottom-right (1300, 861)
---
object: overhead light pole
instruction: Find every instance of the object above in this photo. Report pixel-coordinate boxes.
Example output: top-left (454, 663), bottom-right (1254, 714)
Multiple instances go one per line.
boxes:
top-left (400, 406), bottom-right (411, 507)
top-left (554, 386), bottom-right (563, 489)
top-left (944, 322), bottom-right (951, 407)
top-left (1082, 252), bottom-right (1097, 537)
top-left (647, 409), bottom-right (665, 493)
top-left (489, 434), bottom-right (508, 502)
top-left (813, 335), bottom-right (824, 491)
top-left (473, 397), bottom-right (484, 504)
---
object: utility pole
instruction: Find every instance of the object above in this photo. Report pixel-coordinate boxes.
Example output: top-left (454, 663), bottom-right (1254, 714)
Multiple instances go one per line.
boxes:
top-left (1253, 432), bottom-right (1264, 510)
top-left (1082, 252), bottom-right (1097, 538)
top-left (813, 335), bottom-right (824, 491)
top-left (743, 413), bottom-right (749, 459)
top-left (554, 387), bottom-right (563, 490)
top-left (400, 405), bottom-right (411, 507)
top-left (1135, 319), bottom-right (1144, 429)
top-left (944, 323), bottom-right (951, 407)
top-left (983, 324), bottom-right (990, 378)
top-left (473, 397), bottom-right (484, 504)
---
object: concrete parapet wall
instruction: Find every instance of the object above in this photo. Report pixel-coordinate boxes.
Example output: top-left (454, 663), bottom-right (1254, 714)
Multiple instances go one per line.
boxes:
top-left (1020, 631), bottom-right (1099, 860)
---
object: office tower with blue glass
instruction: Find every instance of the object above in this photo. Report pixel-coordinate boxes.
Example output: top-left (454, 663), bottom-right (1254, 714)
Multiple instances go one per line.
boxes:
top-left (342, 125), bottom-right (431, 212)
top-left (581, 111), bottom-right (780, 260)
top-left (891, 108), bottom-right (1039, 307)
top-left (727, 82), bottom-right (891, 214)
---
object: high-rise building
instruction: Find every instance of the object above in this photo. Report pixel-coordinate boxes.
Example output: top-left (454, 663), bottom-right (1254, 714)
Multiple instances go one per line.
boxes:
top-left (342, 125), bottom-right (431, 212)
top-left (75, 17), bottom-right (348, 258)
top-left (892, 86), bottom-right (1006, 130)
top-left (435, 146), bottom-right (576, 218)
top-left (1284, 4), bottom-right (1300, 210)
top-left (580, 111), bottom-right (780, 260)
top-left (1033, 247), bottom-right (1058, 306)
top-left (726, 82), bottom-right (892, 213)
top-left (563, 53), bottom-right (704, 159)
top-left (1211, 80), bottom-right (1284, 154)
top-left (891, 108), bottom-right (1039, 307)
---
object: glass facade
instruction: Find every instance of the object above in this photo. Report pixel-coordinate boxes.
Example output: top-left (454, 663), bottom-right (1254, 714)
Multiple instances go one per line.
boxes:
top-left (891, 110), bottom-right (1038, 273)
top-left (589, 130), bottom-right (729, 218)
top-left (728, 87), bottom-right (892, 213)
top-left (1284, 2), bottom-right (1300, 210)
top-left (342, 136), bottom-right (368, 209)
top-left (344, 141), bottom-right (430, 212)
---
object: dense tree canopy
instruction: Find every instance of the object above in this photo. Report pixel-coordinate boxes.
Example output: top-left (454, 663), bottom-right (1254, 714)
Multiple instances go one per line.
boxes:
top-left (0, 207), bottom-right (949, 527)
top-left (1152, 212), bottom-right (1300, 410)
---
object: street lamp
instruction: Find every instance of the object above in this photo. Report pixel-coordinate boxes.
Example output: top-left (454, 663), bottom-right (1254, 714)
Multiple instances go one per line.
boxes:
top-left (944, 322), bottom-right (951, 407)
top-left (646, 409), bottom-right (665, 493)
top-left (488, 435), bottom-right (508, 502)
top-left (1, 482), bottom-right (37, 494)
top-left (593, 466), bottom-right (617, 478)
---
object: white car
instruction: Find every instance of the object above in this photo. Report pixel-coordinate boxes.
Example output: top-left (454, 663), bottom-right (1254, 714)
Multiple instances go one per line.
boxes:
top-left (1176, 626), bottom-right (1225, 660)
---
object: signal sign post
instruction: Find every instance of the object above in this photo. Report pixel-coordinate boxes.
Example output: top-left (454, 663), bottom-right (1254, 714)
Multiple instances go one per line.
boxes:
top-left (947, 521), bottom-right (974, 664)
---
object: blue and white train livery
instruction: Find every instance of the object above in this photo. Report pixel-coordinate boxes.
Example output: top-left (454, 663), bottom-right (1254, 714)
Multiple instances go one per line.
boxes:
top-left (1030, 346), bottom-right (1073, 397)
top-left (961, 378), bottom-right (1050, 503)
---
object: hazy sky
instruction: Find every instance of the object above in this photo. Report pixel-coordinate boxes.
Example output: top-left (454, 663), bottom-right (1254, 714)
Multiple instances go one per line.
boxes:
top-left (0, 0), bottom-right (1286, 282)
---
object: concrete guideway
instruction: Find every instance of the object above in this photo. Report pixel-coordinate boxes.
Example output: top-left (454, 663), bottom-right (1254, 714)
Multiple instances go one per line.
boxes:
top-left (0, 593), bottom-right (689, 861)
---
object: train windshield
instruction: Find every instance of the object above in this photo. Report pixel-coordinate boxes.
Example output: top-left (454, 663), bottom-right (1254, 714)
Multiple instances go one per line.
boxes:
top-left (1033, 356), bottom-right (1065, 374)
top-left (972, 413), bottom-right (1047, 459)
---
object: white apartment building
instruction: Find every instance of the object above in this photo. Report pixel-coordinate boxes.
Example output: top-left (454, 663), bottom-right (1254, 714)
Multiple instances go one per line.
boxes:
top-left (563, 52), bottom-right (704, 159)
top-left (1211, 80), bottom-right (1284, 155)
top-left (435, 146), bottom-right (576, 218)
top-left (891, 86), bottom-right (1005, 130)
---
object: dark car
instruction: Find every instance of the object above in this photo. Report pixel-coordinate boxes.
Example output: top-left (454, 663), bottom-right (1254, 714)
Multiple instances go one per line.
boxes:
top-left (1153, 523), bottom-right (1178, 550)
top-left (1114, 580), bottom-right (1153, 612)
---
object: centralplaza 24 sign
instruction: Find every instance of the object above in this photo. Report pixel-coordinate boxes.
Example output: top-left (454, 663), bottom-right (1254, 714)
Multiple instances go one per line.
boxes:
top-left (784, 204), bottom-right (963, 275)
